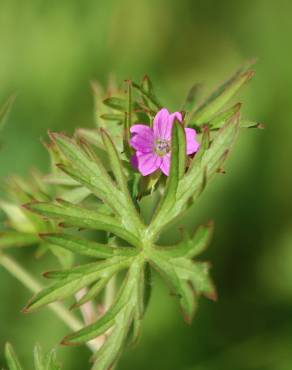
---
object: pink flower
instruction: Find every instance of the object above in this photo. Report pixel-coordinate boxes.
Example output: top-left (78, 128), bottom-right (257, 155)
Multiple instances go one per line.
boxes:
top-left (130, 108), bottom-right (200, 176)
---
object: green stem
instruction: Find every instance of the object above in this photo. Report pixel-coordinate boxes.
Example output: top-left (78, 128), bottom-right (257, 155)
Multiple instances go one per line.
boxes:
top-left (0, 253), bottom-right (83, 336)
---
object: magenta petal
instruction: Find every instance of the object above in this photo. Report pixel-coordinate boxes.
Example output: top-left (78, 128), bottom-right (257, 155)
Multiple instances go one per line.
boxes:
top-left (130, 124), bottom-right (153, 135)
top-left (185, 128), bottom-right (200, 155)
top-left (129, 125), bottom-right (154, 153)
top-left (153, 108), bottom-right (172, 139)
top-left (130, 134), bottom-right (154, 153)
top-left (136, 152), bottom-right (162, 176)
top-left (160, 153), bottom-right (171, 176)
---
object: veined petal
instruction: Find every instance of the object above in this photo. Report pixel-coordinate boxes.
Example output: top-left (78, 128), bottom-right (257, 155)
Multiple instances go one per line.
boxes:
top-left (130, 124), bottom-right (153, 136)
top-left (136, 152), bottom-right (162, 176)
top-left (130, 125), bottom-right (154, 153)
top-left (153, 109), bottom-right (183, 140)
top-left (153, 108), bottom-right (172, 140)
top-left (185, 128), bottom-right (200, 155)
top-left (130, 135), bottom-right (154, 153)
top-left (160, 153), bottom-right (171, 176)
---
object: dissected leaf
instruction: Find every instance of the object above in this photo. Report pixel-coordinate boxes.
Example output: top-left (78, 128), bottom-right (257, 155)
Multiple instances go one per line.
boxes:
top-left (189, 65), bottom-right (254, 124)
top-left (17, 69), bottom-right (256, 370)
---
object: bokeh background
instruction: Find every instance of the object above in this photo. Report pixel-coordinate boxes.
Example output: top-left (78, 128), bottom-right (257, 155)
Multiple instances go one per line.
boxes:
top-left (0, 0), bottom-right (292, 369)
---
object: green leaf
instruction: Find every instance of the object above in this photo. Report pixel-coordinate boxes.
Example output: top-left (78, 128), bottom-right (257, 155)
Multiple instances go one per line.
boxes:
top-left (149, 121), bottom-right (186, 236)
top-left (240, 119), bottom-right (264, 129)
top-left (0, 95), bottom-right (16, 131)
top-left (50, 133), bottom-right (121, 205)
top-left (208, 103), bottom-right (241, 130)
top-left (159, 110), bottom-right (240, 231)
top-left (173, 258), bottom-right (216, 300)
top-left (33, 344), bottom-right (45, 370)
top-left (43, 173), bottom-right (79, 186)
top-left (141, 75), bottom-right (153, 94)
top-left (189, 67), bottom-right (254, 125)
top-left (100, 113), bottom-right (124, 121)
top-left (62, 261), bottom-right (140, 345)
top-left (0, 231), bottom-right (38, 249)
top-left (42, 348), bottom-right (61, 370)
top-left (0, 201), bottom-right (37, 233)
top-left (4, 343), bottom-right (61, 370)
top-left (90, 262), bottom-right (142, 370)
top-left (24, 258), bottom-right (131, 312)
top-left (155, 222), bottom-right (214, 258)
top-left (62, 293), bottom-right (124, 345)
top-left (40, 233), bottom-right (137, 259)
top-left (130, 262), bottom-right (151, 344)
top-left (149, 251), bottom-right (196, 322)
top-left (91, 306), bottom-right (133, 370)
top-left (25, 200), bottom-right (141, 247)
top-left (100, 128), bottom-right (130, 197)
top-left (182, 83), bottom-right (202, 112)
top-left (4, 343), bottom-right (23, 370)
top-left (122, 81), bottom-right (132, 157)
top-left (103, 97), bottom-right (126, 111)
top-left (50, 132), bottom-right (143, 235)
top-left (72, 275), bottom-right (112, 308)
top-left (58, 186), bottom-right (91, 204)
top-left (132, 81), bottom-right (162, 110)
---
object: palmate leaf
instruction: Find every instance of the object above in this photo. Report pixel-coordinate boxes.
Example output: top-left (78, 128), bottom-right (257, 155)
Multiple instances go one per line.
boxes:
top-left (21, 71), bottom-right (254, 370)
top-left (4, 343), bottom-right (62, 370)
top-left (23, 122), bottom-right (221, 369)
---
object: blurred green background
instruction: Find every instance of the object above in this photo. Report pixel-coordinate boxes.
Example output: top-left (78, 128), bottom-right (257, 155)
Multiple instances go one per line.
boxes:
top-left (0, 0), bottom-right (292, 369)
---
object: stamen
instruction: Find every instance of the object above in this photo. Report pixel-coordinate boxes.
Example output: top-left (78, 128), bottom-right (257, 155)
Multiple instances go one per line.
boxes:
top-left (155, 139), bottom-right (170, 156)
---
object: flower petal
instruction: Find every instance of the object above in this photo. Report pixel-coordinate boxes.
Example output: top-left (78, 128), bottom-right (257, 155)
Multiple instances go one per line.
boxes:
top-left (160, 153), bottom-right (171, 176)
top-left (136, 152), bottom-right (162, 176)
top-left (130, 124), bottom-right (153, 135)
top-left (185, 128), bottom-right (200, 155)
top-left (130, 125), bottom-right (154, 153)
top-left (153, 109), bottom-right (183, 140)
top-left (153, 108), bottom-right (172, 139)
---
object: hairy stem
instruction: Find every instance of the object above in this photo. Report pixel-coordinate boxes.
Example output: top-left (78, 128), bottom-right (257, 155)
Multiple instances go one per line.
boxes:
top-left (0, 252), bottom-right (96, 351)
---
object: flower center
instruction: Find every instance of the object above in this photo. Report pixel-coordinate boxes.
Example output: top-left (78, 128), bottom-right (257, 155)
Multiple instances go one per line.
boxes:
top-left (155, 138), bottom-right (170, 156)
